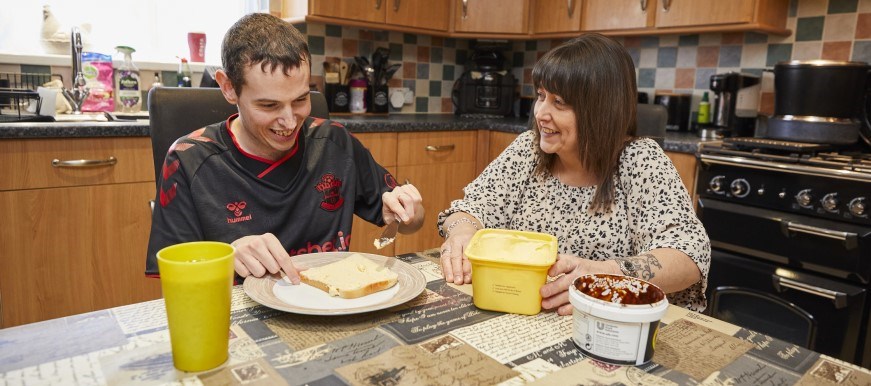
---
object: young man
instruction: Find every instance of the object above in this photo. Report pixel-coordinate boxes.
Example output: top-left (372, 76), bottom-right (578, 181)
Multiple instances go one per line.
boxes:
top-left (146, 13), bottom-right (424, 283)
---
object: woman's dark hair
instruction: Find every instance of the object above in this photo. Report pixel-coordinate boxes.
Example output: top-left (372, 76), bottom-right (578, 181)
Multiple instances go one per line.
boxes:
top-left (531, 33), bottom-right (638, 213)
top-left (221, 13), bottom-right (310, 96)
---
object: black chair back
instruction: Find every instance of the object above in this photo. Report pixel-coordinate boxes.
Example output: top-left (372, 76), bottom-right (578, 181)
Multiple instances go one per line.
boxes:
top-left (147, 87), bottom-right (329, 188)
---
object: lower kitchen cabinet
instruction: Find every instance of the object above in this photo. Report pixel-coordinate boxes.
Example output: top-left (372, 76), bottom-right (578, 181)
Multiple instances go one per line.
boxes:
top-left (349, 132), bottom-right (398, 256)
top-left (349, 130), bottom-right (478, 255)
top-left (665, 151), bottom-right (698, 198)
top-left (0, 137), bottom-right (161, 328)
top-left (395, 131), bottom-right (477, 254)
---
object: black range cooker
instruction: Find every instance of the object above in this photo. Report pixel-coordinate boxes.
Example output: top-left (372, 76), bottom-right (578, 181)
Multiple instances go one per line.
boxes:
top-left (696, 137), bottom-right (871, 367)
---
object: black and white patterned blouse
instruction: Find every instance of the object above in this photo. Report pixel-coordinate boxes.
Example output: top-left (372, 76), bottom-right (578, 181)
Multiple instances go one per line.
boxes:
top-left (438, 131), bottom-right (711, 311)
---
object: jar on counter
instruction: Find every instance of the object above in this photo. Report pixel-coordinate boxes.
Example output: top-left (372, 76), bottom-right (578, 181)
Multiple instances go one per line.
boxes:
top-left (349, 79), bottom-right (367, 114)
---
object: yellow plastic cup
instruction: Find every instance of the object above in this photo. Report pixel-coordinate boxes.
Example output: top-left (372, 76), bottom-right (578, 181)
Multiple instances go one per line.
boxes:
top-left (157, 241), bottom-right (235, 372)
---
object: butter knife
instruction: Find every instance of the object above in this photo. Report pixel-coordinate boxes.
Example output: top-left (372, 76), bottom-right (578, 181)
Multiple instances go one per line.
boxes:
top-left (374, 220), bottom-right (399, 250)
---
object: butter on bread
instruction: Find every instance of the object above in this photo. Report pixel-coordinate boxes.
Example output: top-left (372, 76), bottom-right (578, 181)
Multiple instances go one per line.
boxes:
top-left (299, 253), bottom-right (399, 299)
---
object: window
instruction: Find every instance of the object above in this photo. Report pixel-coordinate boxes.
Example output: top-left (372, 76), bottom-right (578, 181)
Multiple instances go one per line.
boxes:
top-left (0, 0), bottom-right (268, 64)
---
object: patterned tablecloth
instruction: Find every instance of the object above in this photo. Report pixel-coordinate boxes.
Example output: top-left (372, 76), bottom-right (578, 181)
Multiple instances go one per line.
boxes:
top-left (1, 250), bottom-right (870, 385)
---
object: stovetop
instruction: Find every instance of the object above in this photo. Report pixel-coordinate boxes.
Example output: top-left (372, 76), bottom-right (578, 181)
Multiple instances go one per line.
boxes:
top-left (697, 137), bottom-right (870, 225)
top-left (699, 137), bottom-right (871, 176)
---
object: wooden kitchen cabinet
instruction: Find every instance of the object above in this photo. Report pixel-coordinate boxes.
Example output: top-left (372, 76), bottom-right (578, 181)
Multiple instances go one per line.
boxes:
top-left (583, 0), bottom-right (789, 35)
top-left (308, 0), bottom-right (450, 33)
top-left (0, 137), bottom-right (161, 327)
top-left (394, 131), bottom-right (477, 254)
top-left (665, 151), bottom-right (697, 198)
top-left (388, 0), bottom-right (451, 32)
top-left (349, 132), bottom-right (398, 256)
top-left (533, 0), bottom-right (582, 35)
top-left (453, 0), bottom-right (530, 36)
top-left (583, 0), bottom-right (655, 32)
top-left (309, 0), bottom-right (384, 24)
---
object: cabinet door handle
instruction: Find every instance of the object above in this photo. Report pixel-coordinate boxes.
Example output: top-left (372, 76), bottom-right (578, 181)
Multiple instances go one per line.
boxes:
top-left (567, 0), bottom-right (575, 17)
top-left (781, 220), bottom-right (858, 250)
top-left (772, 275), bottom-right (850, 309)
top-left (394, 0), bottom-right (400, 11)
top-left (425, 145), bottom-right (455, 152)
top-left (661, 0), bottom-right (671, 12)
top-left (51, 156), bottom-right (117, 168)
top-left (640, 0), bottom-right (648, 11)
top-left (462, 0), bottom-right (469, 19)
top-left (375, 0), bottom-right (382, 10)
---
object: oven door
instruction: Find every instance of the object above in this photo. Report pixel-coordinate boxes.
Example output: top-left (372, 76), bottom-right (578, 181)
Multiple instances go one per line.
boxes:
top-left (706, 249), bottom-right (867, 363)
top-left (699, 197), bottom-right (871, 365)
top-left (698, 198), bottom-right (871, 283)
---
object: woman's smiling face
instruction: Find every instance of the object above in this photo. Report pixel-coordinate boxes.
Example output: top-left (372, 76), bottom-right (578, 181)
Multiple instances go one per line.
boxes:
top-left (534, 87), bottom-right (579, 159)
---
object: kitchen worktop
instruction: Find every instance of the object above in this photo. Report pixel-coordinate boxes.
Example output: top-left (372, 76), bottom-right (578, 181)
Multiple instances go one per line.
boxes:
top-left (0, 114), bottom-right (708, 154)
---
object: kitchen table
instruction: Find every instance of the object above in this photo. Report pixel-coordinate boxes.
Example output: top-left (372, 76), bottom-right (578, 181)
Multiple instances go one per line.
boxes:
top-left (1, 249), bottom-right (869, 385)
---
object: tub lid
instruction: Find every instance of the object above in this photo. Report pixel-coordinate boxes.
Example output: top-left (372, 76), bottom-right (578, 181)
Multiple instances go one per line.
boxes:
top-left (464, 229), bottom-right (557, 267)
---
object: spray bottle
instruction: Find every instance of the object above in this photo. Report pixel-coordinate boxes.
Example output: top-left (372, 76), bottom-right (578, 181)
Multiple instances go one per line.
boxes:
top-left (115, 46), bottom-right (141, 113)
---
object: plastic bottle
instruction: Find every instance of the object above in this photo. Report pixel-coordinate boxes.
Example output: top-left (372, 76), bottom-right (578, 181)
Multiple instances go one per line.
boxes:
top-left (178, 58), bottom-right (192, 87)
top-left (697, 91), bottom-right (711, 124)
top-left (151, 72), bottom-right (163, 90)
top-left (349, 78), bottom-right (367, 113)
top-left (115, 46), bottom-right (142, 113)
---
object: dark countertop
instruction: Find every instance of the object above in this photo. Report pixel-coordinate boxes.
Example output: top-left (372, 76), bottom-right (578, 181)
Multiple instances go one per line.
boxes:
top-left (0, 114), bottom-right (710, 154)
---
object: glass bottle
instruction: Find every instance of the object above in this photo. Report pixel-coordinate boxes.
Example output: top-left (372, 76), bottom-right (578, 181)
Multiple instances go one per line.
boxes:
top-left (178, 58), bottom-right (192, 87)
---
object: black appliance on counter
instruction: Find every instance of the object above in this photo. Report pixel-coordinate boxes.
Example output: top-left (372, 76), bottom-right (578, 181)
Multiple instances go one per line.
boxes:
top-left (696, 137), bottom-right (871, 367)
top-left (710, 72), bottom-right (760, 137)
top-left (452, 44), bottom-right (516, 116)
top-left (768, 60), bottom-right (870, 145)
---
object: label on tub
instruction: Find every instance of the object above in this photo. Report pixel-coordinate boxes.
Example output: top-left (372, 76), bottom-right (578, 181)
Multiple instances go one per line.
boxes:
top-left (572, 309), bottom-right (646, 364)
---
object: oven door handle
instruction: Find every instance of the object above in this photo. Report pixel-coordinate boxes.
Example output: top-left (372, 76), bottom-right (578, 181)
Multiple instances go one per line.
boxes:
top-left (780, 220), bottom-right (859, 250)
top-left (772, 275), bottom-right (849, 309)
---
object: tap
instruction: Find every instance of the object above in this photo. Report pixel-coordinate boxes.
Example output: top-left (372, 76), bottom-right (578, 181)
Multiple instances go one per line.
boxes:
top-left (62, 27), bottom-right (89, 114)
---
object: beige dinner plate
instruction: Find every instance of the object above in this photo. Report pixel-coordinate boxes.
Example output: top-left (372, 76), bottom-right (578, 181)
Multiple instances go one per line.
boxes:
top-left (243, 252), bottom-right (426, 315)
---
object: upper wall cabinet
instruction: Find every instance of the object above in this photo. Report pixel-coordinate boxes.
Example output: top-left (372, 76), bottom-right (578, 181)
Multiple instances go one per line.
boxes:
top-left (533, 0), bottom-right (582, 35)
top-left (308, 0), bottom-right (450, 33)
top-left (389, 0), bottom-right (450, 31)
top-left (453, 0), bottom-right (530, 36)
top-left (582, 0), bottom-right (789, 36)
top-left (582, 0), bottom-right (654, 32)
top-left (306, 0), bottom-right (789, 38)
top-left (310, 0), bottom-right (384, 23)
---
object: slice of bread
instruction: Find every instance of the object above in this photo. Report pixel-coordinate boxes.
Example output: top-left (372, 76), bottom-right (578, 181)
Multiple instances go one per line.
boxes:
top-left (299, 253), bottom-right (399, 299)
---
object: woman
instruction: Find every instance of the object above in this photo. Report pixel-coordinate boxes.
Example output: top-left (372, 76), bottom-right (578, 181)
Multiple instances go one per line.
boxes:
top-left (437, 34), bottom-right (710, 315)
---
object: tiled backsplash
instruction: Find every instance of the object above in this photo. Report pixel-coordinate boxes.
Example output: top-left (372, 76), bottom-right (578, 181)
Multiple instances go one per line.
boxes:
top-left (4, 0), bottom-right (871, 115)
top-left (305, 0), bottom-right (871, 115)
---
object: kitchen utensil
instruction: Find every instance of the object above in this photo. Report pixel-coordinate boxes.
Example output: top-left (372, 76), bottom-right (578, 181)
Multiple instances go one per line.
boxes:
top-left (382, 63), bottom-right (401, 85)
top-left (374, 221), bottom-right (399, 249)
top-left (339, 60), bottom-right (350, 85)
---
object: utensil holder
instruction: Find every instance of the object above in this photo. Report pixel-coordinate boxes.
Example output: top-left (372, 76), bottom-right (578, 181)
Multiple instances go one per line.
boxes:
top-left (369, 85), bottom-right (388, 114)
top-left (325, 84), bottom-right (350, 113)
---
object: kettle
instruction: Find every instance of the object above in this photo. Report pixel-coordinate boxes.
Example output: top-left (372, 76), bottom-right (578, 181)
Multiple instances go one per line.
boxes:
top-left (710, 72), bottom-right (760, 137)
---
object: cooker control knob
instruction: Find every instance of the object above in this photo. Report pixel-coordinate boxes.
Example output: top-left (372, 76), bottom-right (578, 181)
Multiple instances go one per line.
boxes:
top-left (709, 175), bottom-right (726, 193)
top-left (849, 197), bottom-right (867, 217)
top-left (730, 179), bottom-right (750, 198)
top-left (821, 193), bottom-right (839, 212)
top-left (796, 189), bottom-right (814, 207)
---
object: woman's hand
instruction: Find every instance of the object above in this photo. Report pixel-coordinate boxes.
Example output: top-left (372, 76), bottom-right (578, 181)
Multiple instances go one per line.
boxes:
top-left (232, 233), bottom-right (300, 283)
top-left (540, 254), bottom-right (621, 315)
top-left (439, 228), bottom-right (476, 285)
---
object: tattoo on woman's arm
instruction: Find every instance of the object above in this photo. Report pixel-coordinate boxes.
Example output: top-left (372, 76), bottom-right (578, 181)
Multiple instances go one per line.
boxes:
top-left (615, 253), bottom-right (663, 281)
